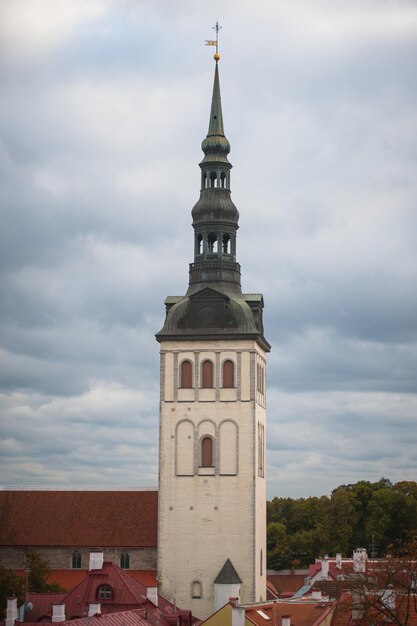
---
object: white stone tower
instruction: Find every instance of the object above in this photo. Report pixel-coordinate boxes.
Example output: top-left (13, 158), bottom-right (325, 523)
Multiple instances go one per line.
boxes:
top-left (156, 53), bottom-right (270, 619)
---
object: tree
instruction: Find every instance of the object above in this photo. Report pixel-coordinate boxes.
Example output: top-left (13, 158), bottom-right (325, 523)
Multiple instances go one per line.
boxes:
top-left (325, 487), bottom-right (360, 555)
top-left (0, 567), bottom-right (25, 620)
top-left (25, 551), bottom-right (65, 593)
top-left (267, 521), bottom-right (292, 569)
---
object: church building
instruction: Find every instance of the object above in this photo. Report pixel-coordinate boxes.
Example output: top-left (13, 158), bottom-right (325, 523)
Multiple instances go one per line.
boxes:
top-left (156, 51), bottom-right (270, 618)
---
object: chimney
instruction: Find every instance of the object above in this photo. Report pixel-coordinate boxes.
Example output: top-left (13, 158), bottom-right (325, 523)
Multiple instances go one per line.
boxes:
top-left (321, 557), bottom-right (329, 579)
top-left (89, 552), bottom-right (104, 571)
top-left (312, 589), bottom-right (322, 601)
top-left (147, 587), bottom-right (158, 606)
top-left (52, 604), bottom-right (65, 622)
top-left (381, 586), bottom-right (395, 612)
top-left (6, 598), bottom-right (18, 626)
top-left (336, 554), bottom-right (342, 569)
top-left (232, 606), bottom-right (245, 626)
top-left (353, 548), bottom-right (367, 573)
top-left (88, 603), bottom-right (101, 617)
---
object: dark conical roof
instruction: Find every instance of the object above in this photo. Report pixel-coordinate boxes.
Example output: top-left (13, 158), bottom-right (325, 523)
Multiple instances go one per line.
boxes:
top-left (214, 558), bottom-right (242, 584)
top-left (201, 62), bottom-right (231, 164)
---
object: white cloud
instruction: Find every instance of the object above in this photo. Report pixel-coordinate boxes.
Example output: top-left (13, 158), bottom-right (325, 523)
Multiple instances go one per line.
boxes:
top-left (0, 0), bottom-right (109, 65)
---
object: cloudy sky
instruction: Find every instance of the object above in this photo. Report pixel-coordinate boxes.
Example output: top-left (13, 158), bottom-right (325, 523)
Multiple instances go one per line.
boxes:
top-left (0, 0), bottom-right (416, 499)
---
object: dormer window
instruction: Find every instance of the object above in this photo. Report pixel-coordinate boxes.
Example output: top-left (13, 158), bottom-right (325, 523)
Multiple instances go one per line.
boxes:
top-left (97, 584), bottom-right (112, 600)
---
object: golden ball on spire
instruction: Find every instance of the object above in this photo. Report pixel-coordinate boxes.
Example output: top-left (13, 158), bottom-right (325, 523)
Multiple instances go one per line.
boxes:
top-left (214, 52), bottom-right (220, 61)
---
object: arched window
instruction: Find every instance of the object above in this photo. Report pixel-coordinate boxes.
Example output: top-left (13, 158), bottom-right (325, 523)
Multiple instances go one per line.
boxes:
top-left (181, 360), bottom-right (193, 388)
top-left (222, 233), bottom-right (230, 253)
top-left (201, 436), bottom-right (214, 467)
top-left (201, 360), bottom-right (213, 388)
top-left (202, 173), bottom-right (207, 189)
top-left (196, 234), bottom-right (203, 255)
top-left (222, 360), bottom-right (234, 388)
top-left (210, 172), bottom-right (217, 188)
top-left (72, 551), bottom-right (81, 569)
top-left (207, 233), bottom-right (218, 253)
top-left (97, 585), bottom-right (112, 600)
top-left (120, 552), bottom-right (130, 569)
top-left (220, 172), bottom-right (226, 188)
top-left (191, 580), bottom-right (202, 599)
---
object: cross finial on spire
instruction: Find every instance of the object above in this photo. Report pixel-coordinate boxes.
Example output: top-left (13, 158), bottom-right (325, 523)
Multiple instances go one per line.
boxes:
top-left (205, 21), bottom-right (222, 61)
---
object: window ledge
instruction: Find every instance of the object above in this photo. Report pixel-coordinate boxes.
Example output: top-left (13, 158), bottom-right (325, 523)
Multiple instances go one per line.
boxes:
top-left (198, 467), bottom-right (215, 476)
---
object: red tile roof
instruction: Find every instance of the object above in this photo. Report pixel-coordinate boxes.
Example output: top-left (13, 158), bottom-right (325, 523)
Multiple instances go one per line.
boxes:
top-left (245, 601), bottom-right (335, 626)
top-left (267, 574), bottom-right (306, 595)
top-left (0, 490), bottom-right (157, 547)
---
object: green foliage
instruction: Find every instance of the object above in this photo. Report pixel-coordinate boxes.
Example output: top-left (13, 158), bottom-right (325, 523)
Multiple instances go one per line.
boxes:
top-left (267, 479), bottom-right (417, 569)
top-left (26, 551), bottom-right (66, 593)
top-left (0, 567), bottom-right (25, 620)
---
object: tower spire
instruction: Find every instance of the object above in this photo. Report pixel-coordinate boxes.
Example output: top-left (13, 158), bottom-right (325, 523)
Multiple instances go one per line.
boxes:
top-left (188, 54), bottom-right (241, 293)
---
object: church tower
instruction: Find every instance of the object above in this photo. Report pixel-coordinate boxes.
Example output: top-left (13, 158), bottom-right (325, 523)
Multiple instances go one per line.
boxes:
top-left (156, 50), bottom-right (270, 619)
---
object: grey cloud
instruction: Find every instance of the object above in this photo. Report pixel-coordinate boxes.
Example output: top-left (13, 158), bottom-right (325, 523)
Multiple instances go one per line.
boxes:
top-left (0, 0), bottom-right (416, 497)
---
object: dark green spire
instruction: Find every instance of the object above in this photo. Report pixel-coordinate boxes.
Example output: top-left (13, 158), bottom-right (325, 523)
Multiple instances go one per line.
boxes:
top-left (189, 59), bottom-right (240, 291)
top-left (208, 62), bottom-right (224, 135)
top-left (201, 61), bottom-right (231, 166)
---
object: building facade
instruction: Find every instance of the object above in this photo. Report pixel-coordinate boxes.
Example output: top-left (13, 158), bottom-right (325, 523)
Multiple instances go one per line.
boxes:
top-left (0, 489), bottom-right (157, 571)
top-left (156, 57), bottom-right (270, 618)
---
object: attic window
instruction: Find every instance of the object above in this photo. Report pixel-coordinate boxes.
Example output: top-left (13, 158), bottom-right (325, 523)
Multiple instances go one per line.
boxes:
top-left (256, 611), bottom-right (270, 620)
top-left (97, 585), bottom-right (113, 600)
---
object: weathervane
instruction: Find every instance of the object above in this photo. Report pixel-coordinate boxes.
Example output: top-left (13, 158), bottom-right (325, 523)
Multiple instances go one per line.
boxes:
top-left (205, 21), bottom-right (222, 61)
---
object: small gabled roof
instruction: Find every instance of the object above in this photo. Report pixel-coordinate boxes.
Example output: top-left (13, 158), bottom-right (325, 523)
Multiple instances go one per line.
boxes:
top-left (214, 559), bottom-right (242, 584)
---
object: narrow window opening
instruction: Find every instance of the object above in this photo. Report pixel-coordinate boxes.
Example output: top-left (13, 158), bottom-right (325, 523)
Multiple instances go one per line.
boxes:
top-left (197, 234), bottom-right (203, 255)
top-left (201, 436), bottom-right (214, 467)
top-left (201, 360), bottom-right (214, 388)
top-left (220, 172), bottom-right (226, 188)
top-left (223, 360), bottom-right (234, 388)
top-left (192, 580), bottom-right (202, 599)
top-left (222, 234), bottom-right (231, 254)
top-left (208, 233), bottom-right (218, 253)
top-left (181, 360), bottom-right (193, 388)
top-left (210, 172), bottom-right (216, 188)
top-left (72, 551), bottom-right (81, 569)
top-left (120, 552), bottom-right (130, 569)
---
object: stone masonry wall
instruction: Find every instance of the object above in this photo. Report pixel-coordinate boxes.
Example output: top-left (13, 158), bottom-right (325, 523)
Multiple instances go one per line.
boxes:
top-left (0, 546), bottom-right (157, 570)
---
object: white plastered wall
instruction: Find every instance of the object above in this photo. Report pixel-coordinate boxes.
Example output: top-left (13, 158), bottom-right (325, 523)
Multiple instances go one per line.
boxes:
top-left (158, 338), bottom-right (267, 618)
